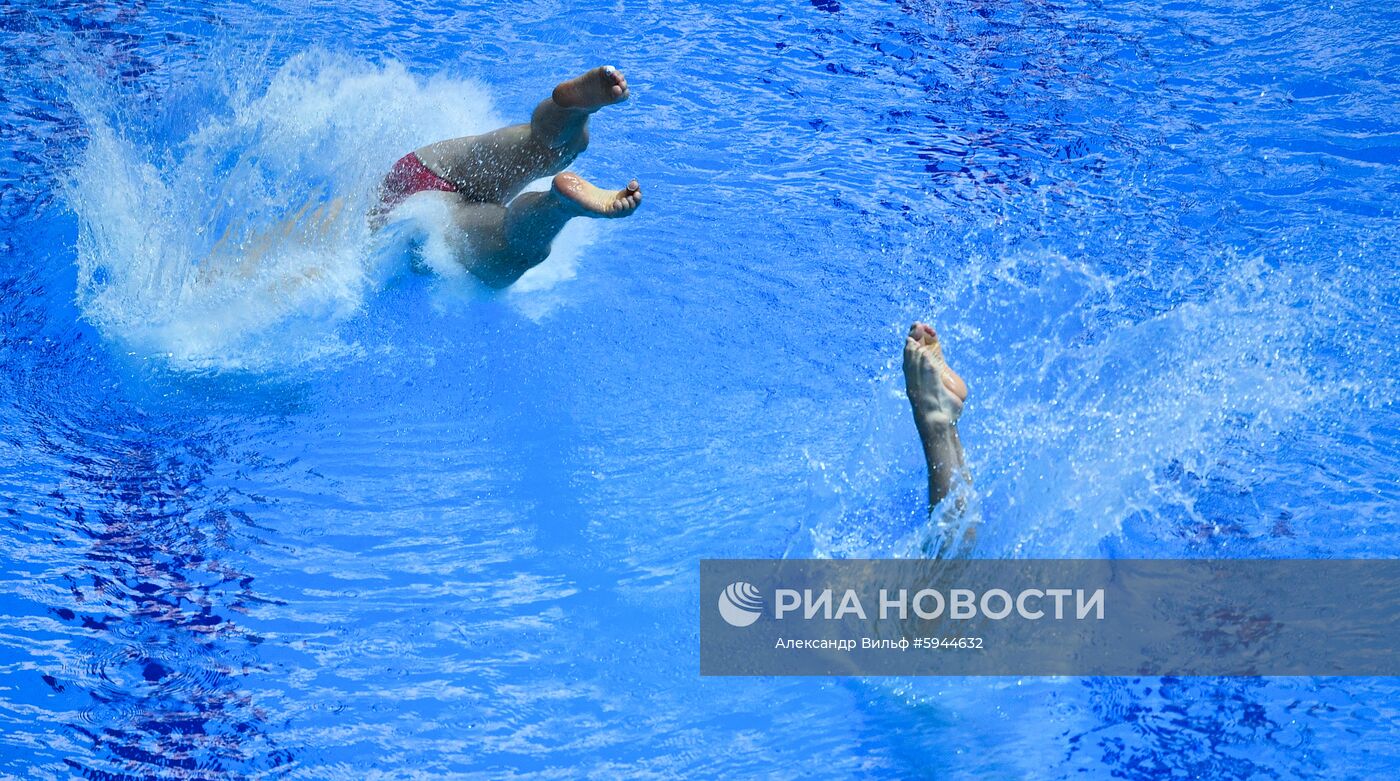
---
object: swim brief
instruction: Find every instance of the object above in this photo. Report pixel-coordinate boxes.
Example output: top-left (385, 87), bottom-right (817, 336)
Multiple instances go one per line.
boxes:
top-left (374, 152), bottom-right (458, 217)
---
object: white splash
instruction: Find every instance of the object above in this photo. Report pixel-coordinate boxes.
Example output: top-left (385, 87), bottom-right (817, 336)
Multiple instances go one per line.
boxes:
top-left (67, 50), bottom-right (588, 370)
top-left (809, 247), bottom-right (1330, 559)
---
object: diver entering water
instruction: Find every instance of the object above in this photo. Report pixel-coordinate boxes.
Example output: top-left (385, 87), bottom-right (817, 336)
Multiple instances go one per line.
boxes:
top-left (370, 66), bottom-right (642, 288)
top-left (903, 322), bottom-right (969, 511)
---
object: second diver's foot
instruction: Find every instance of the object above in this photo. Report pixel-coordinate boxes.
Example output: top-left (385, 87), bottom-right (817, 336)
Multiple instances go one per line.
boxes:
top-left (552, 65), bottom-right (630, 111)
top-left (903, 322), bottom-right (969, 429)
top-left (552, 172), bottom-right (642, 217)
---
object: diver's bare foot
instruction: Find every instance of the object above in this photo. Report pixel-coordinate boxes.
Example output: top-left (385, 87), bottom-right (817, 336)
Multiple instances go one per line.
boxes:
top-left (552, 172), bottom-right (642, 217)
top-left (552, 66), bottom-right (630, 111)
top-left (903, 322), bottom-right (968, 429)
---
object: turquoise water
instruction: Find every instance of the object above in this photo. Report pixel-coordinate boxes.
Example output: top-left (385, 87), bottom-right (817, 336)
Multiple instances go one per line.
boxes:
top-left (2, 0), bottom-right (1398, 777)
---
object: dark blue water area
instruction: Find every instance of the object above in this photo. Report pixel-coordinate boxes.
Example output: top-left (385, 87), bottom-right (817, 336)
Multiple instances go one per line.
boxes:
top-left (2, 0), bottom-right (1399, 778)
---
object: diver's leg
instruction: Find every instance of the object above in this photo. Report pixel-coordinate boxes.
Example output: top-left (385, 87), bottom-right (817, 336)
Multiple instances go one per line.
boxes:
top-left (413, 67), bottom-right (630, 204)
top-left (903, 322), bottom-right (969, 509)
top-left (432, 198), bottom-right (514, 285)
top-left (444, 172), bottom-right (641, 289)
top-left (534, 64), bottom-right (630, 144)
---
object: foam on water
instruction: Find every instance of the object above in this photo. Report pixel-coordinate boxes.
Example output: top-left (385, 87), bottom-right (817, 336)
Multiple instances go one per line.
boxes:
top-left (65, 49), bottom-right (591, 370)
top-left (948, 251), bottom-right (1331, 556)
top-left (810, 244), bottom-right (1334, 559)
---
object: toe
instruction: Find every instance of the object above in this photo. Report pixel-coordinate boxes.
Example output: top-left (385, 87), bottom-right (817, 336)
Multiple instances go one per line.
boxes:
top-left (604, 67), bottom-right (630, 100)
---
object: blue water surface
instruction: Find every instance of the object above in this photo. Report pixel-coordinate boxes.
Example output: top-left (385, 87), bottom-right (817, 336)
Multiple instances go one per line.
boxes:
top-left (2, 0), bottom-right (1399, 778)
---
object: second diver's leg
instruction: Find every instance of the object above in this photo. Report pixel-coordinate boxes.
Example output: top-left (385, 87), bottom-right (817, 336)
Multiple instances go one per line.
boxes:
top-left (413, 67), bottom-right (631, 204)
top-left (903, 322), bottom-right (970, 510)
top-left (442, 172), bottom-right (642, 289)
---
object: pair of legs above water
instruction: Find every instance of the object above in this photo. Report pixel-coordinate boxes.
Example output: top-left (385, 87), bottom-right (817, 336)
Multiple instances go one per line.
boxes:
top-left (374, 66), bottom-right (642, 288)
top-left (382, 69), bottom-right (967, 519)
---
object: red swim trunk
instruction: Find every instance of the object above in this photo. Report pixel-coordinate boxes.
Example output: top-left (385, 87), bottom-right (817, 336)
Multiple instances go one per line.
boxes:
top-left (374, 152), bottom-right (458, 217)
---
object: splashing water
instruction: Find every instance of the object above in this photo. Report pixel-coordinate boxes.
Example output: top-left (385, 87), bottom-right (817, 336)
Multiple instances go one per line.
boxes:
top-left (808, 246), bottom-right (1335, 560)
top-left (66, 50), bottom-right (592, 370)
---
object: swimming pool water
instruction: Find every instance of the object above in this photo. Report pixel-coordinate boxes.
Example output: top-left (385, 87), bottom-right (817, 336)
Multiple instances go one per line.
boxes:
top-left (2, 0), bottom-right (1398, 777)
